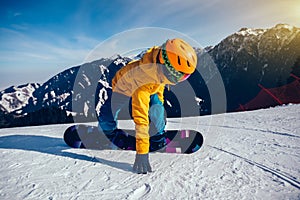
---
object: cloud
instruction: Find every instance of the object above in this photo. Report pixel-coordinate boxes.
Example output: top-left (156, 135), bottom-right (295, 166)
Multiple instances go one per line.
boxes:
top-left (104, 0), bottom-right (229, 46)
top-left (13, 12), bottom-right (22, 17)
top-left (0, 28), bottom-right (98, 64)
top-left (84, 27), bottom-right (205, 63)
top-left (0, 27), bottom-right (100, 89)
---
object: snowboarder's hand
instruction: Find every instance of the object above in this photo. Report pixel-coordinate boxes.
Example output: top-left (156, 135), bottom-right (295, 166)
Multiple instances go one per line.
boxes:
top-left (133, 153), bottom-right (152, 174)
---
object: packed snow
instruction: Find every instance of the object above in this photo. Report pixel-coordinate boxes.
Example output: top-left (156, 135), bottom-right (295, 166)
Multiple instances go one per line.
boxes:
top-left (0, 104), bottom-right (299, 200)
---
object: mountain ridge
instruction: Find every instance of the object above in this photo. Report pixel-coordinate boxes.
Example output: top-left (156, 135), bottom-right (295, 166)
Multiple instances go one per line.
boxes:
top-left (1, 24), bottom-right (300, 128)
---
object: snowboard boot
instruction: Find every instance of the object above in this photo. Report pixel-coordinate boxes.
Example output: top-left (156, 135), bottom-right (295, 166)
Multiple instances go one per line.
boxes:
top-left (105, 129), bottom-right (135, 150)
top-left (150, 131), bottom-right (167, 152)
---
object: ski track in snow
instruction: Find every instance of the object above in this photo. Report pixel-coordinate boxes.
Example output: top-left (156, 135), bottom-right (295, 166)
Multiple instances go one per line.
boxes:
top-left (126, 183), bottom-right (151, 200)
top-left (0, 104), bottom-right (300, 199)
top-left (211, 146), bottom-right (300, 189)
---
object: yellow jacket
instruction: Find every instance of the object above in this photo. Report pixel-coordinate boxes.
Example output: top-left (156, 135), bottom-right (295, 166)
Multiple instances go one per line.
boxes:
top-left (112, 46), bottom-right (172, 154)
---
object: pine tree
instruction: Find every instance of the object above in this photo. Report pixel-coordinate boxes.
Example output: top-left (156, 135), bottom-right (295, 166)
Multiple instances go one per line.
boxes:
top-left (288, 56), bottom-right (300, 83)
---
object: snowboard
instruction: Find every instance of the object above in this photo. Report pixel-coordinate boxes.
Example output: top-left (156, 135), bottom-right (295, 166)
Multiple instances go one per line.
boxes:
top-left (63, 125), bottom-right (203, 154)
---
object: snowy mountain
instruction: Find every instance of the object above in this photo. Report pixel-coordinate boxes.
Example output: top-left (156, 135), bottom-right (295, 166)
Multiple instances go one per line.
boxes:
top-left (0, 83), bottom-right (40, 114)
top-left (0, 104), bottom-right (299, 199)
top-left (205, 23), bottom-right (300, 110)
top-left (0, 24), bottom-right (300, 128)
top-left (0, 56), bottom-right (133, 127)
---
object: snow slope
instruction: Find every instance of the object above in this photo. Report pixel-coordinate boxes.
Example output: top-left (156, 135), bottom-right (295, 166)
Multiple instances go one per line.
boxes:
top-left (0, 104), bottom-right (299, 200)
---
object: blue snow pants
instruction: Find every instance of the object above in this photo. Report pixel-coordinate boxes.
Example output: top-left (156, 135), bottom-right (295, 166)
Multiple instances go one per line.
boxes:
top-left (98, 88), bottom-right (166, 137)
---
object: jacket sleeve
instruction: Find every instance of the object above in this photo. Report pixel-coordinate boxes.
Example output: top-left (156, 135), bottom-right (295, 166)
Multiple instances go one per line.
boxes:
top-left (131, 86), bottom-right (151, 154)
top-left (157, 85), bottom-right (165, 104)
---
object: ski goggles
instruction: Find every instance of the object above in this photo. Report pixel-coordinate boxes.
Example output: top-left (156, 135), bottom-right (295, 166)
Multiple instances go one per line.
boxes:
top-left (160, 48), bottom-right (191, 83)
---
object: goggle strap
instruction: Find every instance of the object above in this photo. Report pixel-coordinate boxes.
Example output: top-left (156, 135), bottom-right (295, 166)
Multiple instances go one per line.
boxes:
top-left (161, 44), bottom-right (185, 82)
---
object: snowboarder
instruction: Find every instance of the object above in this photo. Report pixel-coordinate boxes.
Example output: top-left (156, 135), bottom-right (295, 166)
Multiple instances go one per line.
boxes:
top-left (98, 38), bottom-right (197, 174)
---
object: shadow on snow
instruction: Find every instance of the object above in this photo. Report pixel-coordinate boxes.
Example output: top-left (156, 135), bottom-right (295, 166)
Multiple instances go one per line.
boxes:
top-left (0, 134), bottom-right (132, 172)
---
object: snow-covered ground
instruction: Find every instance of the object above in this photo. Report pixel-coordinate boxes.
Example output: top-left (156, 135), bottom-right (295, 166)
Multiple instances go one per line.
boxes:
top-left (0, 104), bottom-right (299, 200)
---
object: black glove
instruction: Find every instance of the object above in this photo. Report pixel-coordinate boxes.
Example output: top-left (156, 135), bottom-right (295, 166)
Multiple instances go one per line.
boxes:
top-left (133, 153), bottom-right (152, 174)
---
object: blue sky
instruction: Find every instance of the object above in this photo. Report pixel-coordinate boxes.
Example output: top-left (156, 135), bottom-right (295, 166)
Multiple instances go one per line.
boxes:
top-left (1, 0), bottom-right (299, 89)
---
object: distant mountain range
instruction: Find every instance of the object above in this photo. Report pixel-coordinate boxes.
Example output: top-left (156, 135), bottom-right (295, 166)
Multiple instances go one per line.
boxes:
top-left (1, 24), bottom-right (300, 128)
top-left (195, 23), bottom-right (300, 111)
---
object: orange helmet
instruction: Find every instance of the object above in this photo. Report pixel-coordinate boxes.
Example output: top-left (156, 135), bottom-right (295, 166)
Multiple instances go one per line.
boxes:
top-left (159, 38), bottom-right (197, 83)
